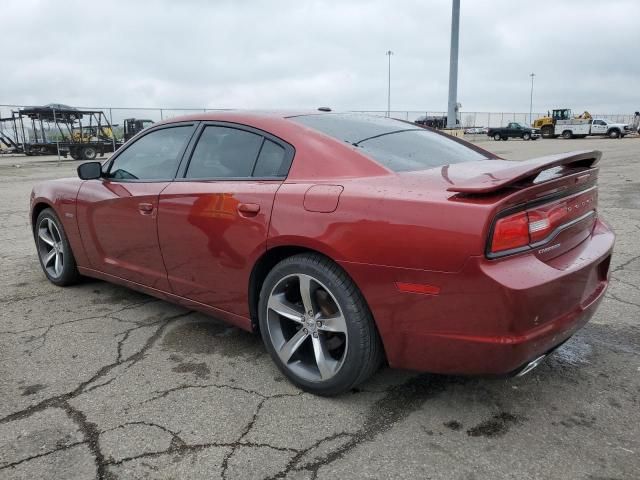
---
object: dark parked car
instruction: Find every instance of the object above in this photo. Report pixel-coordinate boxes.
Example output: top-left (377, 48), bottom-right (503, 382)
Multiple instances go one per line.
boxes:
top-left (414, 115), bottom-right (458, 129)
top-left (30, 112), bottom-right (613, 395)
top-left (488, 122), bottom-right (540, 141)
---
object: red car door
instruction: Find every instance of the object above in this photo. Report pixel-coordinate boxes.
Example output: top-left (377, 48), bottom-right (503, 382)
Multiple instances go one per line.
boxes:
top-left (157, 123), bottom-right (293, 318)
top-left (76, 123), bottom-right (197, 289)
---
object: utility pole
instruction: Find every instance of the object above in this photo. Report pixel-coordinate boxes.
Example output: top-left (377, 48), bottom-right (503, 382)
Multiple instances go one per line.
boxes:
top-left (447, 0), bottom-right (460, 128)
top-left (386, 50), bottom-right (393, 117)
top-left (529, 72), bottom-right (536, 125)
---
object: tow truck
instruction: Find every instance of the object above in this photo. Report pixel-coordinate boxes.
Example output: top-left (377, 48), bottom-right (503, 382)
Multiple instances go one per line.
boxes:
top-left (555, 118), bottom-right (632, 139)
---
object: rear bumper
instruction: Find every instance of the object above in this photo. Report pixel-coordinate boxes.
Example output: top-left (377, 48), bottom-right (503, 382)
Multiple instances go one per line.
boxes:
top-left (340, 218), bottom-right (614, 375)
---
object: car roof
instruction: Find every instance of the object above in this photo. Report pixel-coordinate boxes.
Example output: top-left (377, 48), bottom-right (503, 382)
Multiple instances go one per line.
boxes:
top-left (155, 110), bottom-right (319, 125)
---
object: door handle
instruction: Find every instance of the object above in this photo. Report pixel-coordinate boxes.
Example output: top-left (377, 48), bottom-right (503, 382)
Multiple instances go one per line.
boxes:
top-left (237, 203), bottom-right (260, 216)
top-left (138, 202), bottom-right (154, 214)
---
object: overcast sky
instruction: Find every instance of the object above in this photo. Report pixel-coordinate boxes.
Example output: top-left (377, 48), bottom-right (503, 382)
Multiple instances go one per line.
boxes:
top-left (3, 0), bottom-right (639, 114)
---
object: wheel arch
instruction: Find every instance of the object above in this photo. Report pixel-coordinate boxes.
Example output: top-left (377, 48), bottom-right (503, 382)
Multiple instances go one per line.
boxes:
top-left (248, 245), bottom-right (384, 356)
top-left (31, 201), bottom-right (55, 233)
top-left (249, 245), bottom-right (331, 329)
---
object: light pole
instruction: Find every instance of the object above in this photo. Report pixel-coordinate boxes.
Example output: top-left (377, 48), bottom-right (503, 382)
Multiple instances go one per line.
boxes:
top-left (529, 72), bottom-right (535, 125)
top-left (386, 50), bottom-right (393, 117)
top-left (447, 0), bottom-right (460, 128)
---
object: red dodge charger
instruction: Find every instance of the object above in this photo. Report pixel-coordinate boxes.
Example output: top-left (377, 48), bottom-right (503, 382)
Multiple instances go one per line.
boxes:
top-left (30, 112), bottom-right (614, 395)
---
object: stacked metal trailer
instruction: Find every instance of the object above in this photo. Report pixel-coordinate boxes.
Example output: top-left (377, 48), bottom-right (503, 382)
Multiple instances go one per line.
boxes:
top-left (0, 104), bottom-right (120, 159)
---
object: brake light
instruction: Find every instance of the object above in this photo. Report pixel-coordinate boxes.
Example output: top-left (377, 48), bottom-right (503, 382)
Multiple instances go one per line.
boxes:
top-left (491, 211), bottom-right (529, 253)
top-left (489, 187), bottom-right (597, 256)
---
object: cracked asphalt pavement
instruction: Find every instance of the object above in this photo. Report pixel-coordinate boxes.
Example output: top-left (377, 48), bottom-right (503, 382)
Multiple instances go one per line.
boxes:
top-left (1, 137), bottom-right (639, 479)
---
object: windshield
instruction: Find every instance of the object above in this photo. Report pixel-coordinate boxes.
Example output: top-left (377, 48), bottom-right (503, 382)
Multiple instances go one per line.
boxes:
top-left (289, 114), bottom-right (489, 172)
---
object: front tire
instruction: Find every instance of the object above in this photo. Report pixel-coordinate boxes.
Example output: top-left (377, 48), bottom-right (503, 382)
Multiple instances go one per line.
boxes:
top-left (258, 253), bottom-right (383, 396)
top-left (608, 129), bottom-right (620, 139)
top-left (523, 132), bottom-right (531, 141)
top-left (541, 125), bottom-right (555, 139)
top-left (35, 208), bottom-right (80, 286)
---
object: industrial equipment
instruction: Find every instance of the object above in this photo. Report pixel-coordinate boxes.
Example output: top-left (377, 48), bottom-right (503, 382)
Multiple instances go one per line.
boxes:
top-left (123, 118), bottom-right (154, 141)
top-left (532, 109), bottom-right (592, 138)
top-left (1, 105), bottom-right (121, 159)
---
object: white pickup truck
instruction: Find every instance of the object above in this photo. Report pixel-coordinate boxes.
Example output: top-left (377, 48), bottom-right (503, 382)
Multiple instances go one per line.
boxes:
top-left (555, 118), bottom-right (632, 139)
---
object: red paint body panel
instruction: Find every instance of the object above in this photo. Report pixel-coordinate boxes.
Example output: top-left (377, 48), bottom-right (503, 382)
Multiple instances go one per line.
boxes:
top-left (29, 111), bottom-right (615, 376)
top-left (76, 180), bottom-right (172, 290)
top-left (339, 219), bottom-right (612, 373)
top-left (157, 180), bottom-right (280, 317)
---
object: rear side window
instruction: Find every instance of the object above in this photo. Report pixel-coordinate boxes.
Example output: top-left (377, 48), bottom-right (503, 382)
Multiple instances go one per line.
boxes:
top-left (290, 113), bottom-right (488, 172)
top-left (186, 126), bottom-right (263, 178)
top-left (253, 140), bottom-right (286, 177)
top-left (358, 130), bottom-right (487, 172)
top-left (107, 126), bottom-right (193, 180)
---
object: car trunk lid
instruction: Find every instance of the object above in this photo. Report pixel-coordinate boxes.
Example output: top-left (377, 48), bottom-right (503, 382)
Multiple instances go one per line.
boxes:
top-left (444, 150), bottom-right (601, 261)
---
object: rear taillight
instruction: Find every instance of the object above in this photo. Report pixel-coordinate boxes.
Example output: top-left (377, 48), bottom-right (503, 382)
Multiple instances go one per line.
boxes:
top-left (527, 201), bottom-right (570, 243)
top-left (489, 187), bottom-right (597, 256)
top-left (491, 211), bottom-right (529, 253)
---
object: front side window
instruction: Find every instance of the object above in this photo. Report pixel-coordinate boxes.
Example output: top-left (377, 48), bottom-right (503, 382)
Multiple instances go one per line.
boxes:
top-left (107, 126), bottom-right (193, 180)
top-left (186, 126), bottom-right (263, 178)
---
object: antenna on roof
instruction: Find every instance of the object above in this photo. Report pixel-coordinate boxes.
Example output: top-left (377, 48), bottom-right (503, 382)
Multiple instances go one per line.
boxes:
top-left (317, 107), bottom-right (332, 112)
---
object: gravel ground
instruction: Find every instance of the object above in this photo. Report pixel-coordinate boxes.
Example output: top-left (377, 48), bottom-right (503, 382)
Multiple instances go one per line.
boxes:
top-left (1, 136), bottom-right (639, 480)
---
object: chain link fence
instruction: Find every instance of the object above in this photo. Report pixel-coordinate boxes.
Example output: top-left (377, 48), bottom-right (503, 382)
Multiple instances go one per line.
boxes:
top-left (351, 110), bottom-right (637, 127)
top-left (1, 103), bottom-right (636, 147)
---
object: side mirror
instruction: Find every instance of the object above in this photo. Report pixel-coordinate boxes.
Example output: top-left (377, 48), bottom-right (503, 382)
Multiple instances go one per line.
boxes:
top-left (77, 161), bottom-right (102, 180)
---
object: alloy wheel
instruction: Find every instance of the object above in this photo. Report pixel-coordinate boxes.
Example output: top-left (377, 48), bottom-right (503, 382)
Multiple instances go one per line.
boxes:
top-left (37, 218), bottom-right (64, 278)
top-left (265, 273), bottom-right (348, 382)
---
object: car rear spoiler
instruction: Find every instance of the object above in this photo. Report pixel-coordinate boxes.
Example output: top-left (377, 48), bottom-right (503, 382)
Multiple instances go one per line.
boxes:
top-left (447, 150), bottom-right (601, 194)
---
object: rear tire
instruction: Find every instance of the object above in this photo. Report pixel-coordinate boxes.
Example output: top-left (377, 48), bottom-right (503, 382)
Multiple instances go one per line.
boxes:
top-left (35, 208), bottom-right (80, 286)
top-left (493, 133), bottom-right (501, 141)
top-left (258, 253), bottom-right (383, 396)
top-left (562, 130), bottom-right (573, 139)
top-left (81, 146), bottom-right (97, 160)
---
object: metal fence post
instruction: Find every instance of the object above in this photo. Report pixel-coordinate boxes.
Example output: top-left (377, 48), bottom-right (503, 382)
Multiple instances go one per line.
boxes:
top-left (53, 108), bottom-right (61, 165)
top-left (109, 108), bottom-right (116, 151)
top-left (160, 109), bottom-right (164, 120)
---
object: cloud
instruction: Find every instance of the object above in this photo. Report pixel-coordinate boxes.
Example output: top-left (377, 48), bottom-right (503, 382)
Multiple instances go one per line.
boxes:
top-left (2, 0), bottom-right (639, 116)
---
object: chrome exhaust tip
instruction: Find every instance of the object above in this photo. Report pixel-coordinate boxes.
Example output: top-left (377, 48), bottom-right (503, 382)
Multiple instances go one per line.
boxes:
top-left (515, 354), bottom-right (547, 377)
